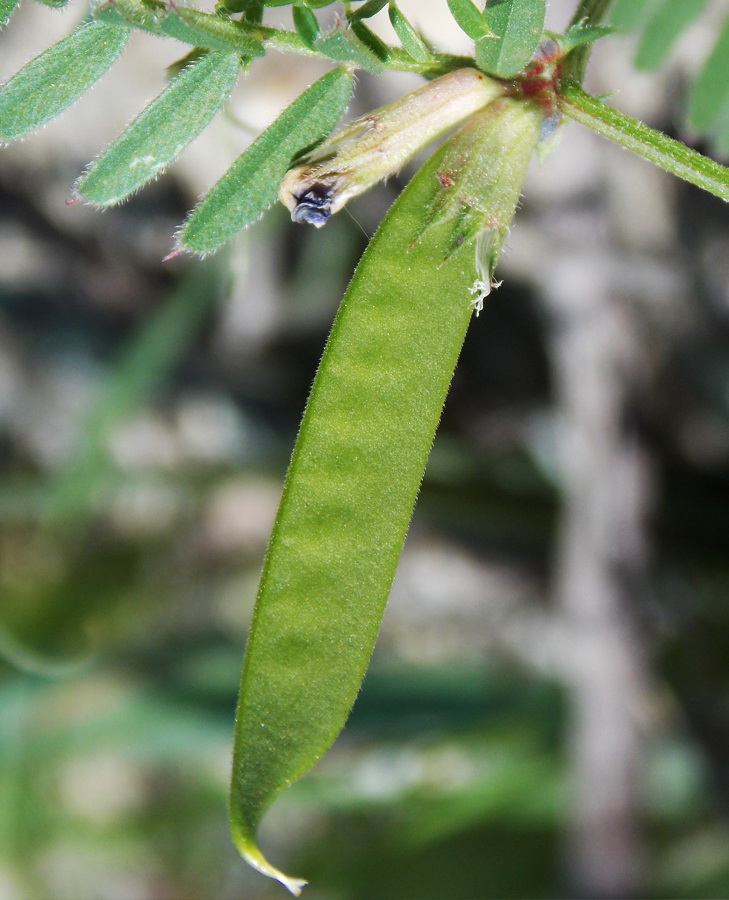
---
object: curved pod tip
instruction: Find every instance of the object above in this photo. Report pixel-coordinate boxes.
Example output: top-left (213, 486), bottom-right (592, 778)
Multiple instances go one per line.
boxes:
top-left (239, 838), bottom-right (307, 896)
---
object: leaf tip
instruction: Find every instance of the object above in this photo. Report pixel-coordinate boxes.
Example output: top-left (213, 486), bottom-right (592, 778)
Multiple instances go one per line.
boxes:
top-left (238, 837), bottom-right (308, 896)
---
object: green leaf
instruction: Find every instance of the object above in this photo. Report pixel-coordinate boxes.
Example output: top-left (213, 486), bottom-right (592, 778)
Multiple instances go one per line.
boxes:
top-left (348, 0), bottom-right (388, 19)
top-left (0, 0), bottom-right (20, 27)
top-left (32, 0), bottom-right (69, 7)
top-left (634, 0), bottom-right (710, 70)
top-left (714, 106), bottom-right (729, 157)
top-left (388, 2), bottom-right (430, 62)
top-left (75, 51), bottom-right (241, 206)
top-left (161, 7), bottom-right (266, 55)
top-left (560, 83), bottom-right (729, 203)
top-left (688, 15), bottom-right (729, 133)
top-left (216, 0), bottom-right (254, 14)
top-left (313, 21), bottom-right (384, 71)
top-left (240, 0), bottom-right (264, 21)
top-left (446, 0), bottom-right (492, 41)
top-left (179, 67), bottom-right (353, 254)
top-left (609, 0), bottom-right (658, 31)
top-left (477, 0), bottom-right (545, 78)
top-left (349, 19), bottom-right (390, 61)
top-left (0, 22), bottom-right (129, 141)
top-left (92, 0), bottom-right (167, 33)
top-left (230, 94), bottom-right (543, 895)
top-left (292, 0), bottom-right (320, 47)
top-left (92, 0), bottom-right (265, 53)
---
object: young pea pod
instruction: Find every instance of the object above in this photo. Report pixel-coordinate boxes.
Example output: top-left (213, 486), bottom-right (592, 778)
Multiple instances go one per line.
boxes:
top-left (278, 67), bottom-right (503, 226)
top-left (231, 93), bottom-right (545, 895)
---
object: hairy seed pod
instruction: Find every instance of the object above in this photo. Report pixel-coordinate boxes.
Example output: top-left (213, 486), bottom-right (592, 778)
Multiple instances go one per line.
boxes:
top-left (232, 93), bottom-right (545, 895)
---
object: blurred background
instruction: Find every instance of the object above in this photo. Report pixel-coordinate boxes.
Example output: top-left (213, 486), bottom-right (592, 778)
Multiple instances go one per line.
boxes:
top-left (1, 0), bottom-right (729, 897)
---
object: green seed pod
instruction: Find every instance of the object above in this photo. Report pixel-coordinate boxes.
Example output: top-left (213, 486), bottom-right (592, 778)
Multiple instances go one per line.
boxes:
top-left (233, 93), bottom-right (544, 895)
top-left (277, 67), bottom-right (504, 227)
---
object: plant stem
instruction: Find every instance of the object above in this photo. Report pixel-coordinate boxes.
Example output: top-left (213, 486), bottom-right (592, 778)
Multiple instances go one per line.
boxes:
top-left (562, 0), bottom-right (615, 83)
top-left (559, 83), bottom-right (729, 203)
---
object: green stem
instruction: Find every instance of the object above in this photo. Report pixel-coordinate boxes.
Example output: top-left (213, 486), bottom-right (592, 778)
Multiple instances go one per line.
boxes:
top-left (559, 83), bottom-right (729, 203)
top-left (562, 0), bottom-right (614, 83)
